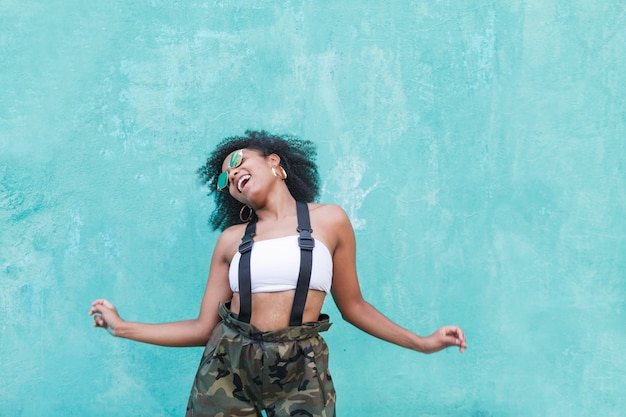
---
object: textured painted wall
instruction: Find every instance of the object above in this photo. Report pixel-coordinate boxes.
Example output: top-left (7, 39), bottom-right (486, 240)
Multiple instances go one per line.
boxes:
top-left (1, 1), bottom-right (625, 416)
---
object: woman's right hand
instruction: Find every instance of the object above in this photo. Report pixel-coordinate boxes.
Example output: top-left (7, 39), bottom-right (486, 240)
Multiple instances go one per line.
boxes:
top-left (89, 299), bottom-right (123, 336)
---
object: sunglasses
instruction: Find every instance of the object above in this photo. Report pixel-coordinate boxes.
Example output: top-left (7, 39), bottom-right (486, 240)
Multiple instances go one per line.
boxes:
top-left (217, 149), bottom-right (243, 191)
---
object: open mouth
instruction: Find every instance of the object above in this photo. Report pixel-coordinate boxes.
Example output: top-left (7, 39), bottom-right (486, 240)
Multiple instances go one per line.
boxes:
top-left (237, 175), bottom-right (251, 192)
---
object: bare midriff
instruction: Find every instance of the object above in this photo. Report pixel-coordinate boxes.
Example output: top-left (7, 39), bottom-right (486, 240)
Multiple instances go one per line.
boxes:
top-left (230, 289), bottom-right (327, 331)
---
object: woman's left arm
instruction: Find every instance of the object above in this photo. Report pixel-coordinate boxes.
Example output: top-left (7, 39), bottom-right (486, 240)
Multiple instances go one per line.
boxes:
top-left (326, 205), bottom-right (467, 354)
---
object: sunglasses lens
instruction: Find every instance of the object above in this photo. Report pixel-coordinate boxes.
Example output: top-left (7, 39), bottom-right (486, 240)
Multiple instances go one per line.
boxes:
top-left (217, 150), bottom-right (243, 191)
top-left (229, 150), bottom-right (243, 168)
top-left (217, 172), bottom-right (229, 190)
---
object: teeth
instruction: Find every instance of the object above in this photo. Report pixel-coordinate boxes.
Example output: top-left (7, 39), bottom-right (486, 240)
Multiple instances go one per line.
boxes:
top-left (237, 175), bottom-right (251, 192)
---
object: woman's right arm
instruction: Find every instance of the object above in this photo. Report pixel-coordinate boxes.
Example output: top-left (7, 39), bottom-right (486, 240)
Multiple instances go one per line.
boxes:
top-left (88, 230), bottom-right (238, 347)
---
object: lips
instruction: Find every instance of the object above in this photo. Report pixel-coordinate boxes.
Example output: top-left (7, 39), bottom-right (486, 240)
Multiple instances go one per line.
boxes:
top-left (237, 174), bottom-right (251, 192)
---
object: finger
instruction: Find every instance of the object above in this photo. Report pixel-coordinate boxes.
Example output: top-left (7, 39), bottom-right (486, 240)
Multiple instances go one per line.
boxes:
top-left (442, 328), bottom-right (468, 352)
top-left (444, 326), bottom-right (459, 336)
top-left (92, 299), bottom-right (113, 308)
top-left (88, 305), bottom-right (104, 316)
top-left (446, 326), bottom-right (466, 344)
top-left (450, 328), bottom-right (468, 352)
top-left (455, 327), bottom-right (466, 344)
top-left (454, 327), bottom-right (468, 351)
top-left (93, 315), bottom-right (104, 327)
top-left (90, 300), bottom-right (115, 315)
top-left (441, 335), bottom-right (460, 349)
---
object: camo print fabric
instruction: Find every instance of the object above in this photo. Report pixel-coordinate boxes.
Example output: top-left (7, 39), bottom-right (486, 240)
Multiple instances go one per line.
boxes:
top-left (186, 303), bottom-right (335, 417)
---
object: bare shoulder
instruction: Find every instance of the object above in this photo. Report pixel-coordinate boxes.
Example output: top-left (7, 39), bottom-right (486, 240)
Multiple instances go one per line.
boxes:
top-left (221, 222), bottom-right (247, 240)
top-left (308, 203), bottom-right (350, 226)
top-left (214, 223), bottom-right (247, 261)
top-left (308, 203), bottom-right (354, 251)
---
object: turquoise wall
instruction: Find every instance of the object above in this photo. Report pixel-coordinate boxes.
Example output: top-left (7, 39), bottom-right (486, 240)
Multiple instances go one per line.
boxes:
top-left (1, 1), bottom-right (625, 416)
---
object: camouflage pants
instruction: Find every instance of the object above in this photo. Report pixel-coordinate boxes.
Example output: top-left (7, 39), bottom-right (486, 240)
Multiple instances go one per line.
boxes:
top-left (186, 303), bottom-right (335, 417)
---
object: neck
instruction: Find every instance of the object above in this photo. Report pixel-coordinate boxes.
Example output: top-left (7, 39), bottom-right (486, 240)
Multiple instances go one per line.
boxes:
top-left (252, 189), bottom-right (298, 222)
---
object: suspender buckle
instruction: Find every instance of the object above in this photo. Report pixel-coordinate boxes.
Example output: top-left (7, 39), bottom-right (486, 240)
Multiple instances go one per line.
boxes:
top-left (297, 228), bottom-right (315, 251)
top-left (238, 235), bottom-right (254, 253)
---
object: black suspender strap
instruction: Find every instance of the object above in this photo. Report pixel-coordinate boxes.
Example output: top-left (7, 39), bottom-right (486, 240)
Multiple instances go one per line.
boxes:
top-left (237, 214), bottom-right (256, 324)
top-left (236, 201), bottom-right (315, 326)
top-left (290, 201), bottom-right (315, 326)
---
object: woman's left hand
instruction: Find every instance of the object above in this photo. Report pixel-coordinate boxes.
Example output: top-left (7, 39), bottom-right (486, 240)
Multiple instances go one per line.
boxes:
top-left (421, 326), bottom-right (467, 354)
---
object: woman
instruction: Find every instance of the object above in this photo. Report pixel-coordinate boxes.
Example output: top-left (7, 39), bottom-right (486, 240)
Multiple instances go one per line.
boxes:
top-left (89, 130), bottom-right (467, 417)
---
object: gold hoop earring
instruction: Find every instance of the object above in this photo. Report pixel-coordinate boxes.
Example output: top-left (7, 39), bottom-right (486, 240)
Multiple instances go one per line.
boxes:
top-left (239, 205), bottom-right (253, 222)
top-left (272, 166), bottom-right (287, 180)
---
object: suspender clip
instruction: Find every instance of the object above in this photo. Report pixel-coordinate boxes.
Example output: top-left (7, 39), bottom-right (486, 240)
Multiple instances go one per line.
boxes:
top-left (297, 228), bottom-right (315, 251)
top-left (238, 235), bottom-right (254, 254)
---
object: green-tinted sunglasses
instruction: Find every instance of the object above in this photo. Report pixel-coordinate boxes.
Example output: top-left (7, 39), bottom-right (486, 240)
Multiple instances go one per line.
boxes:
top-left (217, 149), bottom-right (243, 191)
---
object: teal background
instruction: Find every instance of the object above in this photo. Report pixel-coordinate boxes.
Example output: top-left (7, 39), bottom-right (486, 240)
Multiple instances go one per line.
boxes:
top-left (1, 1), bottom-right (625, 416)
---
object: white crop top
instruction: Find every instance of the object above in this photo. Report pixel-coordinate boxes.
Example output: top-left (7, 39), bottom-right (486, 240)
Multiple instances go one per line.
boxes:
top-left (229, 236), bottom-right (333, 294)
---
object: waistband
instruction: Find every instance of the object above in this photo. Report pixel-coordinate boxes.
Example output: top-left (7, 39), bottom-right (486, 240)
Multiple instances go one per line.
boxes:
top-left (218, 302), bottom-right (332, 342)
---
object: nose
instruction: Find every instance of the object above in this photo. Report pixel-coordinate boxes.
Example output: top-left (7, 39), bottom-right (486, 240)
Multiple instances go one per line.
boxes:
top-left (227, 166), bottom-right (242, 185)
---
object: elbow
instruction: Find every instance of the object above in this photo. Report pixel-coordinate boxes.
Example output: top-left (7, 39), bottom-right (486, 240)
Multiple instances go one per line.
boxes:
top-left (193, 319), bottom-right (218, 347)
top-left (339, 311), bottom-right (353, 325)
top-left (338, 299), bottom-right (369, 326)
top-left (340, 309), bottom-right (360, 326)
top-left (192, 331), bottom-right (210, 347)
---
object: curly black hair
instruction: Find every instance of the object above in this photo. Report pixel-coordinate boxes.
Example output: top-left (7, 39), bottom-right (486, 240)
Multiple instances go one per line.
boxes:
top-left (198, 130), bottom-right (321, 231)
